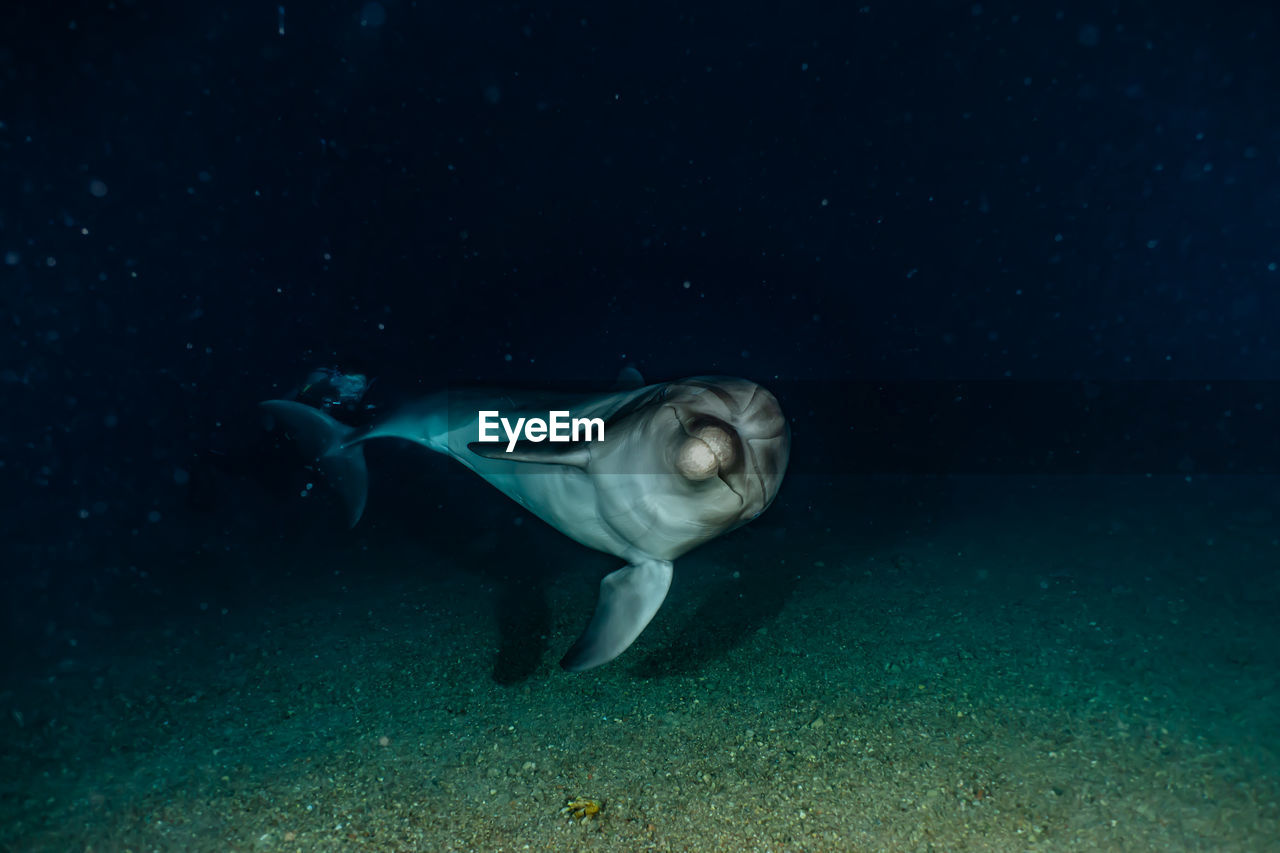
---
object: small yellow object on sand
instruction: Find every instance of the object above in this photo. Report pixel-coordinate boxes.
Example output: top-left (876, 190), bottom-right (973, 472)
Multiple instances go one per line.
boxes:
top-left (561, 797), bottom-right (601, 821)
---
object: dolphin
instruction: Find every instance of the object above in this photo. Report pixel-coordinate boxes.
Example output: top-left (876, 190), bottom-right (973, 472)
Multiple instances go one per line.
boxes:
top-left (259, 370), bottom-right (790, 671)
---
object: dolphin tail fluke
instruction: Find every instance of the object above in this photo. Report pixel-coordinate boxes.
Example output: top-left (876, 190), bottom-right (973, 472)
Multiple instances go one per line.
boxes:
top-left (560, 559), bottom-right (674, 671)
top-left (260, 400), bottom-right (369, 527)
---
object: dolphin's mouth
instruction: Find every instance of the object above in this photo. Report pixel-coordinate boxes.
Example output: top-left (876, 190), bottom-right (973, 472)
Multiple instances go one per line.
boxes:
top-left (746, 438), bottom-right (769, 513)
top-left (665, 405), bottom-right (747, 508)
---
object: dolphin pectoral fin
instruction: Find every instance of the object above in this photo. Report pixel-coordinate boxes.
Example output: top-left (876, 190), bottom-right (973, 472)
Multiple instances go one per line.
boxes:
top-left (466, 441), bottom-right (590, 468)
top-left (561, 559), bottom-right (674, 672)
top-left (260, 400), bottom-right (368, 528)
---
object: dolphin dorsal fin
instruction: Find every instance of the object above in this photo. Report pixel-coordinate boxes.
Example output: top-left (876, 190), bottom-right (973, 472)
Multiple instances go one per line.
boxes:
top-left (614, 366), bottom-right (645, 390)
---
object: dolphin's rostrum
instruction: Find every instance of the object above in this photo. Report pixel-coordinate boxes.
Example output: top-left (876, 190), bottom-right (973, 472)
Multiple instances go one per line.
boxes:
top-left (260, 371), bottom-right (790, 671)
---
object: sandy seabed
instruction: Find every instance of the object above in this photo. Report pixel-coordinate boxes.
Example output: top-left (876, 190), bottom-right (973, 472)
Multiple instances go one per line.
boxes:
top-left (2, 476), bottom-right (1277, 852)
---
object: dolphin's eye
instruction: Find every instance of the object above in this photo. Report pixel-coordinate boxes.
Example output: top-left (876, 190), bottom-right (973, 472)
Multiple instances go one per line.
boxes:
top-left (675, 437), bottom-right (720, 480)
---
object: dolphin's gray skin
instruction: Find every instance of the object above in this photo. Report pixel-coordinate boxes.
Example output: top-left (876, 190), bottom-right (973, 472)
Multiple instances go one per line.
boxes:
top-left (260, 371), bottom-right (790, 671)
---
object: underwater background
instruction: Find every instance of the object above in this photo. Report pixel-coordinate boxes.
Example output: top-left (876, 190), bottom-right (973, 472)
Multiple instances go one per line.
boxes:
top-left (2, 0), bottom-right (1278, 850)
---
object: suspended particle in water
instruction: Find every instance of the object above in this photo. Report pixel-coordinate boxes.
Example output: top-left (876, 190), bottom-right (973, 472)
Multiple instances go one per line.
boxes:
top-left (361, 2), bottom-right (386, 28)
top-left (277, 5), bottom-right (285, 36)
